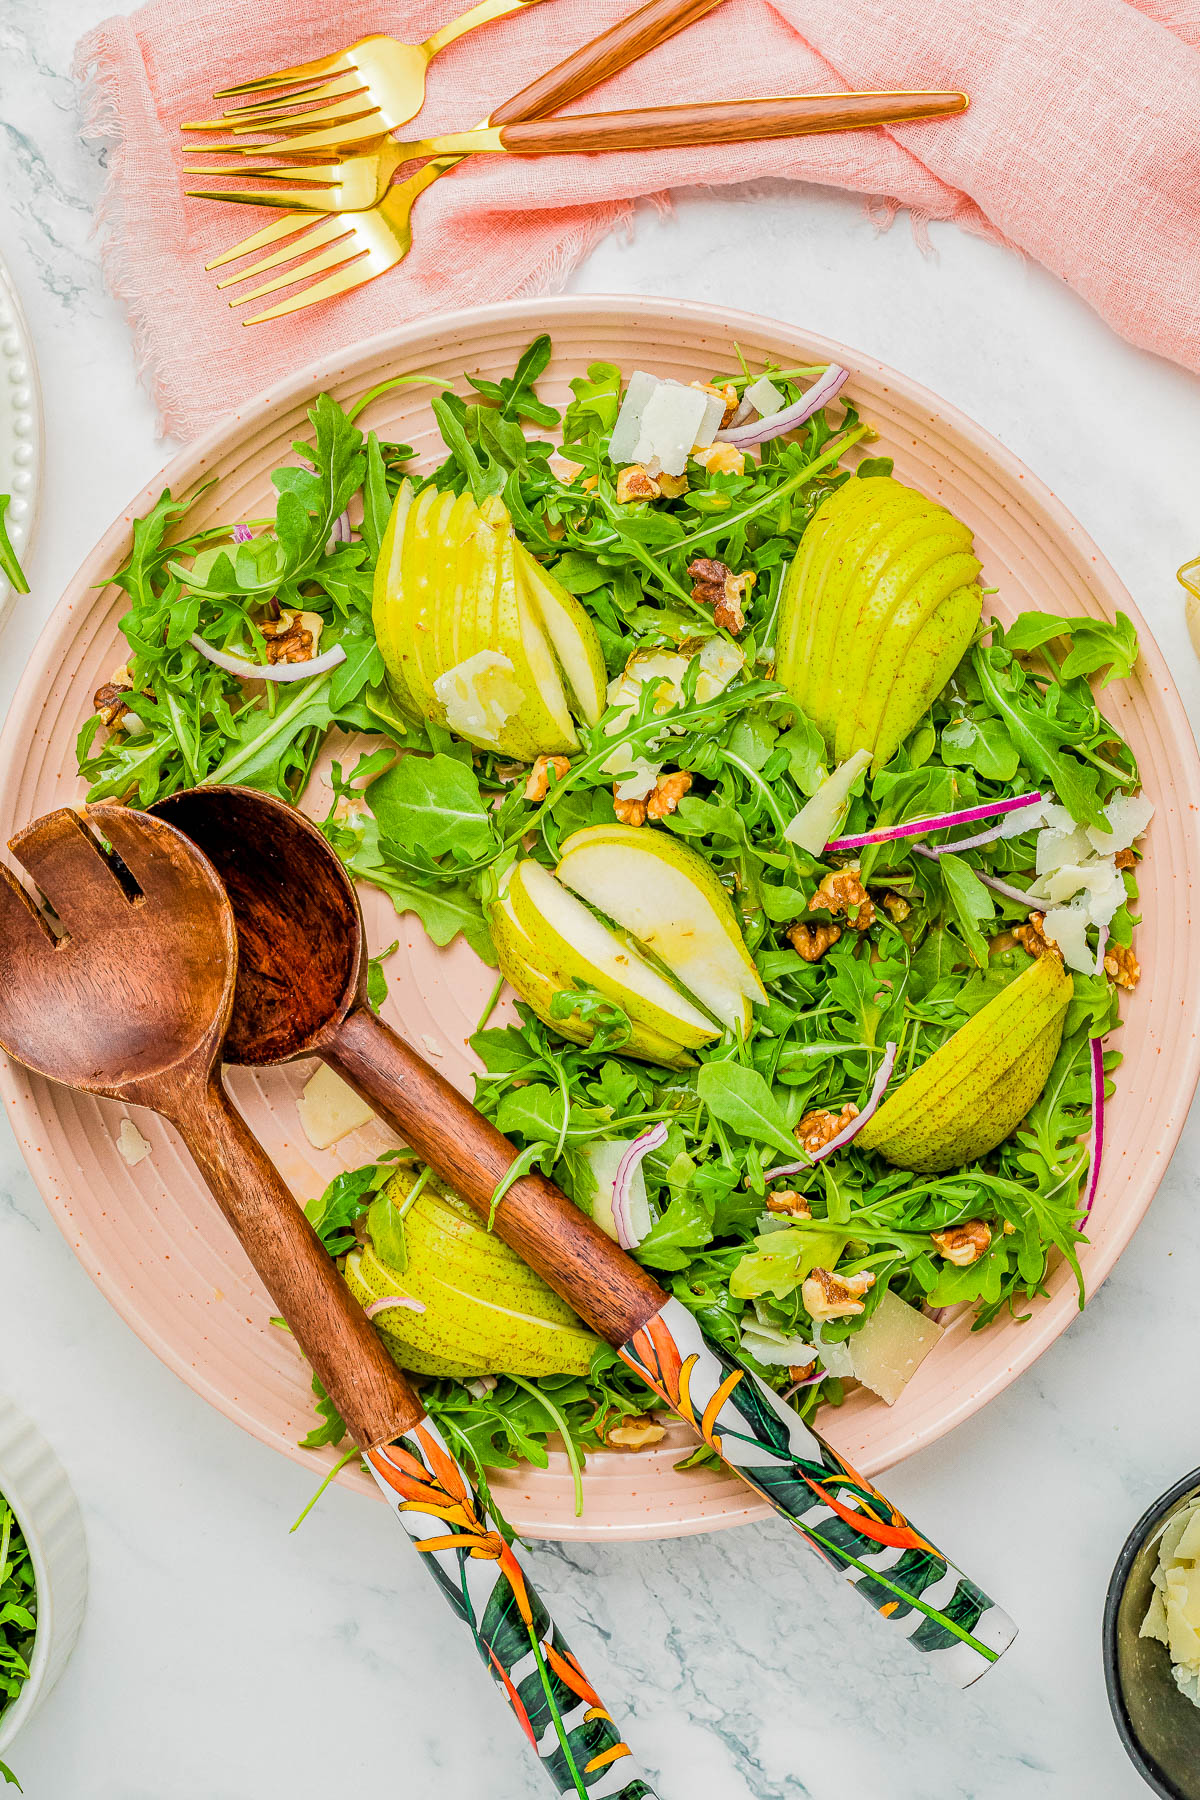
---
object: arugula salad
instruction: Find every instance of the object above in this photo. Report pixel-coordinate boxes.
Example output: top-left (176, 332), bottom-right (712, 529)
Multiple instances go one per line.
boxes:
top-left (80, 337), bottom-right (1149, 1493)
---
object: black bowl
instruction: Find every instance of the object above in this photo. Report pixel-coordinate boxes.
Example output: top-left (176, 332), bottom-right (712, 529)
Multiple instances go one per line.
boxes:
top-left (1105, 1468), bottom-right (1200, 1797)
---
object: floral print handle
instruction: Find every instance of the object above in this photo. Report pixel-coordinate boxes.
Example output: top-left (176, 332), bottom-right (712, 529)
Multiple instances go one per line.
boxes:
top-left (368, 1423), bottom-right (656, 1797)
top-left (621, 1298), bottom-right (1017, 1687)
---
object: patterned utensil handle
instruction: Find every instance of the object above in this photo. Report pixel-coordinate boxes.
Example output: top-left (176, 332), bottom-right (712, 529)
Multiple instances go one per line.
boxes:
top-left (621, 1299), bottom-right (1016, 1687)
top-left (368, 1422), bottom-right (657, 1797)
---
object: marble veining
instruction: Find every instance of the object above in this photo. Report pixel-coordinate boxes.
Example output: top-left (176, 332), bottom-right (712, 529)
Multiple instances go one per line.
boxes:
top-left (2, 3), bottom-right (1200, 1795)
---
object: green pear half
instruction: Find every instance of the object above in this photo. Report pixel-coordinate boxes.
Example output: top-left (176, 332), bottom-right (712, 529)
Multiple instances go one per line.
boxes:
top-left (507, 858), bottom-right (718, 1050)
top-left (372, 478), bottom-right (423, 721)
top-left (776, 475), bottom-right (983, 770)
top-left (857, 954), bottom-right (1073, 1172)
top-left (345, 1170), bottom-right (598, 1377)
top-left (555, 823), bottom-right (766, 1034)
top-left (515, 541), bottom-right (608, 727)
top-left (489, 883), bottom-right (696, 1068)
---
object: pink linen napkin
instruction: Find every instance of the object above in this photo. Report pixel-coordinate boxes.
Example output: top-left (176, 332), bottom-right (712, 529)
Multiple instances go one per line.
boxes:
top-left (75, 0), bottom-right (1200, 440)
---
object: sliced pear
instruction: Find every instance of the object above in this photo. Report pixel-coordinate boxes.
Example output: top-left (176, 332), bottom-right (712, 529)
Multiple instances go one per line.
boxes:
top-left (345, 1169), bottom-right (598, 1377)
top-left (372, 478), bottom-right (422, 720)
top-left (489, 886), bottom-right (696, 1067)
top-left (507, 858), bottom-right (718, 1050)
top-left (486, 502), bottom-right (577, 755)
top-left (857, 954), bottom-right (1073, 1172)
top-left (434, 489), bottom-right (480, 679)
top-left (555, 824), bottom-right (765, 1034)
top-left (515, 542), bottom-right (608, 726)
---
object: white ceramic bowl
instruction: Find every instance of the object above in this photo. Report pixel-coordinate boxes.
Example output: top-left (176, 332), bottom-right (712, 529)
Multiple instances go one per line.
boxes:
top-left (0, 1398), bottom-right (87, 1760)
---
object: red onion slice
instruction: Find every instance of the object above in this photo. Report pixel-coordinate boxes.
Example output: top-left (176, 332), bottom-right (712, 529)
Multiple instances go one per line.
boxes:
top-left (827, 791), bottom-right (1042, 853)
top-left (232, 522), bottom-right (253, 544)
top-left (716, 365), bottom-right (850, 448)
top-left (365, 1294), bottom-right (426, 1319)
top-left (763, 1041), bottom-right (899, 1181)
top-left (782, 1368), bottom-right (825, 1400)
top-left (1081, 1036), bottom-right (1105, 1222)
top-left (189, 633), bottom-right (347, 683)
top-left (611, 1120), bottom-right (667, 1250)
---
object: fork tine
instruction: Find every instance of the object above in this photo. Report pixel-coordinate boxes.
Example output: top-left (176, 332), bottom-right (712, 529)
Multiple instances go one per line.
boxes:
top-left (184, 162), bottom-right (343, 184)
top-left (8, 810), bottom-right (138, 934)
top-left (208, 69), bottom-right (365, 120)
top-left (88, 807), bottom-right (214, 911)
top-left (0, 862), bottom-right (58, 956)
top-left (205, 211), bottom-right (325, 270)
top-left (213, 45), bottom-right (355, 99)
top-left (244, 256), bottom-right (384, 326)
top-left (186, 98), bottom-right (384, 140)
top-left (227, 236), bottom-right (369, 306)
top-left (187, 186), bottom-right (341, 209)
top-left (213, 214), bottom-right (353, 286)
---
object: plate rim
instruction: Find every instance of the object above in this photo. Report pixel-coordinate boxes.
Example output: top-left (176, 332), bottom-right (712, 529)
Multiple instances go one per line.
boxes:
top-left (2, 291), bottom-right (1198, 1539)
top-left (0, 255), bottom-right (44, 620)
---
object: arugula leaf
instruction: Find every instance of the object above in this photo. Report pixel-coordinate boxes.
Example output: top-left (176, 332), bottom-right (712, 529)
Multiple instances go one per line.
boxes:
top-left (369, 753), bottom-right (497, 861)
top-left (937, 852), bottom-right (996, 967)
top-left (972, 644), bottom-right (1107, 827)
top-left (1003, 610), bottom-right (1138, 686)
top-left (695, 1062), bottom-right (800, 1163)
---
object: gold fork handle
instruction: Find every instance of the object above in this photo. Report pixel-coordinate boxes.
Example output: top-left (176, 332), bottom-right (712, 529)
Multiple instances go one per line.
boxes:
top-left (423, 0), bottom-right (552, 59)
top-left (486, 89), bottom-right (969, 154)
top-left (490, 0), bottom-right (727, 126)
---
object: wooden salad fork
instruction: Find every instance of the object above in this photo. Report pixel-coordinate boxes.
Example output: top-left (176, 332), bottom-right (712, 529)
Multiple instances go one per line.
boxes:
top-left (153, 783), bottom-right (1016, 1688)
top-left (0, 804), bottom-right (656, 1799)
top-left (187, 89), bottom-right (968, 219)
top-left (182, 1), bottom-right (556, 147)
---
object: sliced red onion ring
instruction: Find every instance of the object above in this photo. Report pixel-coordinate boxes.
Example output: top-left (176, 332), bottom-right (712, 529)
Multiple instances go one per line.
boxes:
top-left (189, 633), bottom-right (347, 683)
top-left (782, 1369), bottom-right (825, 1400)
top-left (611, 1120), bottom-right (668, 1250)
top-left (327, 510), bottom-right (353, 549)
top-left (232, 522), bottom-right (253, 544)
top-left (763, 1041), bottom-right (899, 1180)
top-left (1081, 1036), bottom-right (1105, 1222)
top-left (716, 365), bottom-right (850, 448)
top-left (827, 791), bottom-right (1042, 853)
top-left (365, 1294), bottom-right (426, 1319)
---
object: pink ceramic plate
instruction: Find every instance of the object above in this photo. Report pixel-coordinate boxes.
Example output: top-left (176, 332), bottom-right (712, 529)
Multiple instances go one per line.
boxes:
top-left (2, 297), bottom-right (1198, 1541)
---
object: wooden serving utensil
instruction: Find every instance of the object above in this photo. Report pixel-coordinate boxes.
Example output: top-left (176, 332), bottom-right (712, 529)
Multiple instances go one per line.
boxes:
top-left (154, 784), bottom-right (1017, 1687)
top-left (0, 804), bottom-right (655, 1799)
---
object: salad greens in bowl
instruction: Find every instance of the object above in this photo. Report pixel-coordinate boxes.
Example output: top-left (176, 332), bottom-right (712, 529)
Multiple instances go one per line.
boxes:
top-left (3, 298), bottom-right (1197, 1537)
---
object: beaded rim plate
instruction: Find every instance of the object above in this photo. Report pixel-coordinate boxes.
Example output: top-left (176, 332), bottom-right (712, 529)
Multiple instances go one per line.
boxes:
top-left (0, 258), bottom-right (42, 621)
top-left (1, 296), bottom-right (1198, 1541)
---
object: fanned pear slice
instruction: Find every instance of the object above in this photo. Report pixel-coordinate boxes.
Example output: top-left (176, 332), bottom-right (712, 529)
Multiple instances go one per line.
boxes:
top-left (507, 858), bottom-right (717, 1050)
top-left (346, 1171), bottom-right (598, 1377)
top-left (371, 478), bottom-right (422, 720)
top-left (555, 824), bottom-right (766, 1034)
top-left (857, 954), bottom-right (1073, 1172)
top-left (515, 541), bottom-right (608, 726)
top-left (434, 489), bottom-right (481, 679)
top-left (398, 484), bottom-right (457, 716)
top-left (489, 887), bottom-right (696, 1068)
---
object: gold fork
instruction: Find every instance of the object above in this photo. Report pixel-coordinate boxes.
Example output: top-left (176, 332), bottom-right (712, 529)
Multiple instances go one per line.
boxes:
top-left (181, 0), bottom-right (553, 148)
top-left (202, 89), bottom-right (967, 324)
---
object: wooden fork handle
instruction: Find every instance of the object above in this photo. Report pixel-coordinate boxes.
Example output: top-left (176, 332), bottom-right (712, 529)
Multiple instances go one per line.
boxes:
top-left (166, 1072), bottom-right (423, 1450)
top-left (490, 0), bottom-right (727, 128)
top-left (496, 89), bottom-right (968, 154)
top-left (326, 1004), bottom-right (667, 1346)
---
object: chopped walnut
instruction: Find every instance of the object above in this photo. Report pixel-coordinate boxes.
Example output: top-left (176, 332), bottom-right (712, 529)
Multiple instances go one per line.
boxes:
top-left (1104, 941), bottom-right (1140, 990)
top-left (605, 1416), bottom-right (667, 1451)
top-left (645, 770), bottom-right (692, 821)
top-left (787, 921), bottom-right (842, 961)
top-left (692, 379), bottom-right (740, 427)
top-left (1001, 1219), bottom-right (1016, 1236)
top-left (882, 892), bottom-right (911, 922)
top-left (613, 793), bottom-right (648, 826)
top-left (1114, 847), bottom-right (1137, 871)
top-left (93, 676), bottom-right (131, 728)
top-left (802, 1266), bottom-right (876, 1323)
top-left (657, 471), bottom-right (690, 499)
top-left (687, 557), bottom-right (756, 634)
top-left (795, 1104), bottom-right (859, 1158)
top-left (615, 465), bottom-right (660, 503)
top-left (1013, 911), bottom-right (1064, 962)
top-left (524, 754), bottom-right (571, 802)
top-left (766, 1189), bottom-right (812, 1218)
top-left (810, 868), bottom-right (876, 930)
top-left (692, 442), bottom-right (746, 477)
top-left (260, 609), bottom-right (322, 665)
top-left (787, 1360), bottom-right (818, 1384)
top-left (931, 1220), bottom-right (992, 1266)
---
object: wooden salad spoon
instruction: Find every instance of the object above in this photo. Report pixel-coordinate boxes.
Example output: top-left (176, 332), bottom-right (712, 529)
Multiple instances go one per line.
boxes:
top-left (153, 783), bottom-right (1017, 1687)
top-left (0, 804), bottom-right (656, 1799)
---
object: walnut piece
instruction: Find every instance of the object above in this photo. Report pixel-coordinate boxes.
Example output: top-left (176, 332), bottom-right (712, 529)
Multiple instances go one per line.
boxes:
top-left (1114, 847), bottom-right (1137, 871)
top-left (766, 1188), bottom-right (812, 1218)
top-left (657, 471), bottom-right (690, 499)
top-left (605, 1416), bottom-right (667, 1451)
top-left (1104, 941), bottom-right (1140, 989)
top-left (810, 868), bottom-right (876, 930)
top-left (93, 681), bottom-right (130, 728)
top-left (802, 1266), bottom-right (876, 1323)
top-left (645, 769), bottom-right (692, 821)
top-left (1013, 912), bottom-right (1064, 962)
top-left (931, 1219), bottom-right (992, 1266)
top-left (692, 442), bottom-right (746, 477)
top-left (260, 609), bottom-right (320, 665)
top-left (794, 1104), bottom-right (859, 1158)
top-left (524, 754), bottom-right (571, 802)
top-left (613, 793), bottom-right (648, 826)
top-left (692, 379), bottom-right (739, 427)
top-left (616, 465), bottom-right (661, 503)
top-left (686, 557), bottom-right (756, 634)
top-left (787, 1360), bottom-right (818, 1384)
top-left (882, 891), bottom-right (911, 922)
top-left (787, 921), bottom-right (842, 961)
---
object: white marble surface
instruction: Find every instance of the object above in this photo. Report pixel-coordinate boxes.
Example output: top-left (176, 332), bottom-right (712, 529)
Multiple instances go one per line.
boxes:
top-left (2, 4), bottom-right (1200, 1794)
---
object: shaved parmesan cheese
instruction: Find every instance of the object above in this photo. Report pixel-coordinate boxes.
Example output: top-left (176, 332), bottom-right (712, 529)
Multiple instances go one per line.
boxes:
top-left (1040, 904), bottom-right (1093, 973)
top-left (810, 1324), bottom-right (854, 1379)
top-left (1087, 792), bottom-right (1154, 855)
top-left (744, 376), bottom-right (786, 417)
top-left (434, 650), bottom-right (524, 749)
top-left (695, 636), bottom-right (746, 697)
top-left (1035, 823), bottom-right (1091, 875)
top-left (613, 759), bottom-right (663, 801)
top-left (116, 1118), bottom-right (152, 1166)
top-left (691, 388), bottom-right (727, 450)
top-left (739, 1322), bottom-right (816, 1366)
top-left (608, 370), bottom-right (659, 464)
top-left (849, 1289), bottom-right (943, 1405)
top-left (298, 1065), bottom-right (375, 1150)
top-left (601, 641), bottom-right (745, 775)
top-left (632, 382), bottom-right (710, 476)
top-left (783, 748), bottom-right (873, 855)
